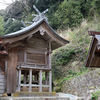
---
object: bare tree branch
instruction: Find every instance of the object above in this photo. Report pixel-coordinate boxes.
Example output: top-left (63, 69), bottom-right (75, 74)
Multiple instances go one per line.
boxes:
top-left (0, 2), bottom-right (11, 5)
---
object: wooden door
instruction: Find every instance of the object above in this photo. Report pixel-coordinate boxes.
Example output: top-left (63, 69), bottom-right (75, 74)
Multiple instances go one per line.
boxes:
top-left (0, 67), bottom-right (5, 96)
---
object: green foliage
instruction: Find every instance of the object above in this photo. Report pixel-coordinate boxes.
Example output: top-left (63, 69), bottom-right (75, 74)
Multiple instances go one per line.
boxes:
top-left (4, 19), bottom-right (23, 34)
top-left (0, 16), bottom-right (5, 36)
top-left (52, 48), bottom-right (75, 80)
top-left (0, 0), bottom-right (100, 34)
top-left (91, 91), bottom-right (100, 100)
top-left (50, 0), bottom-right (83, 29)
top-left (54, 66), bottom-right (89, 92)
top-left (35, 0), bottom-right (63, 12)
top-left (62, 66), bottom-right (89, 82)
top-left (48, 0), bottom-right (100, 29)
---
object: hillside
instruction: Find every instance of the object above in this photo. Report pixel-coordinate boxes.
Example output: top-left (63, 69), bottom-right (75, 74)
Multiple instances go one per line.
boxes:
top-left (52, 18), bottom-right (100, 93)
top-left (0, 0), bottom-right (100, 98)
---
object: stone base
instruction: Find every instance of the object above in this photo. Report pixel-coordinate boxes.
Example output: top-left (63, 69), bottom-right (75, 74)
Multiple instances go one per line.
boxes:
top-left (0, 97), bottom-right (57, 100)
top-left (0, 93), bottom-right (84, 100)
top-left (0, 97), bottom-right (84, 100)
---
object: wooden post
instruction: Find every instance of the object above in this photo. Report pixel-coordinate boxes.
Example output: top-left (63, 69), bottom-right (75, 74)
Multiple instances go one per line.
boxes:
top-left (24, 48), bottom-right (27, 65)
top-left (18, 70), bottom-right (21, 92)
top-left (29, 69), bottom-right (32, 92)
top-left (39, 70), bottom-right (42, 92)
top-left (49, 71), bottom-right (52, 92)
top-left (5, 60), bottom-right (7, 93)
top-left (49, 42), bottom-right (51, 69)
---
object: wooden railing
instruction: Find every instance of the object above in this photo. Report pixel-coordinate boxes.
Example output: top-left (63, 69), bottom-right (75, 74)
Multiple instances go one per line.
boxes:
top-left (17, 62), bottom-right (50, 70)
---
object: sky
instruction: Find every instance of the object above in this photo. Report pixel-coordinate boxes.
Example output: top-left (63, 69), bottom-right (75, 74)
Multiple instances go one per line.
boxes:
top-left (0, 0), bottom-right (14, 10)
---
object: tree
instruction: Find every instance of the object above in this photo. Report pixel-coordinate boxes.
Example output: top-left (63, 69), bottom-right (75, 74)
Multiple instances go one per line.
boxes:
top-left (50, 0), bottom-right (83, 29)
top-left (4, 18), bottom-right (23, 34)
top-left (0, 16), bottom-right (5, 36)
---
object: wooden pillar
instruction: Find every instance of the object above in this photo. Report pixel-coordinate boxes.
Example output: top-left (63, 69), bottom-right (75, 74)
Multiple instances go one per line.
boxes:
top-left (49, 71), bottom-right (52, 92)
top-left (39, 70), bottom-right (42, 92)
top-left (29, 69), bottom-right (32, 92)
top-left (5, 60), bottom-right (7, 93)
top-left (18, 70), bottom-right (21, 92)
top-left (49, 42), bottom-right (51, 69)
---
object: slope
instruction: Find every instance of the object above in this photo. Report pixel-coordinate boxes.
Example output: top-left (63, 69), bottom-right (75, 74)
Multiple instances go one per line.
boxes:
top-left (52, 17), bottom-right (100, 92)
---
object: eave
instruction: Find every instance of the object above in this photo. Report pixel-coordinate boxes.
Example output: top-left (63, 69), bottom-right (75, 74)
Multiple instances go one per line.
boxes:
top-left (1, 18), bottom-right (69, 50)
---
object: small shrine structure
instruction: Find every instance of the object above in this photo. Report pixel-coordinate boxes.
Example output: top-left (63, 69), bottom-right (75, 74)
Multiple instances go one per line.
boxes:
top-left (0, 6), bottom-right (69, 96)
top-left (85, 31), bottom-right (100, 67)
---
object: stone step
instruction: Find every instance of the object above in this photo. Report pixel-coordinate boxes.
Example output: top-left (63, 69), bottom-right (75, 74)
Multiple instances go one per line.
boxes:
top-left (0, 97), bottom-right (70, 100)
top-left (0, 96), bottom-right (85, 100)
top-left (13, 92), bottom-right (56, 97)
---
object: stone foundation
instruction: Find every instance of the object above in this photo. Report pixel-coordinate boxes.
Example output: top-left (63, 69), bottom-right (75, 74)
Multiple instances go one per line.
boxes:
top-left (0, 97), bottom-right (70, 100)
top-left (13, 92), bottom-right (56, 97)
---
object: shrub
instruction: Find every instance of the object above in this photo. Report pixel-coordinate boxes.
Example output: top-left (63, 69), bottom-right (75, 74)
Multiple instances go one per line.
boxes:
top-left (52, 48), bottom-right (75, 80)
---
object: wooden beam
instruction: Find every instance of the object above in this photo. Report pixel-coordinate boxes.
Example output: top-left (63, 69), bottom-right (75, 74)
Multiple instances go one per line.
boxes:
top-left (39, 70), bottom-right (42, 92)
top-left (88, 31), bottom-right (100, 36)
top-left (29, 69), bottom-right (32, 92)
top-left (49, 71), bottom-right (52, 92)
top-left (21, 84), bottom-right (39, 87)
top-left (20, 66), bottom-right (51, 71)
top-left (18, 70), bottom-right (21, 92)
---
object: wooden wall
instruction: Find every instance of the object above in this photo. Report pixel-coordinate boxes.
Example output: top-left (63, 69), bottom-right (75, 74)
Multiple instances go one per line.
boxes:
top-left (0, 57), bottom-right (5, 96)
top-left (0, 67), bottom-right (5, 96)
top-left (27, 36), bottom-right (49, 66)
top-left (18, 35), bottom-right (49, 67)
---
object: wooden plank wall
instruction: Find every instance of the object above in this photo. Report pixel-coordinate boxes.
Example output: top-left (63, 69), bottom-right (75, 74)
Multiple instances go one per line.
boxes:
top-left (27, 37), bottom-right (49, 66)
top-left (0, 67), bottom-right (5, 96)
top-left (17, 36), bottom-right (49, 67)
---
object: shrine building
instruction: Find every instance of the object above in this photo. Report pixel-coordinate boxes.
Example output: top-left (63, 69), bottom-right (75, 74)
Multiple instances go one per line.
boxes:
top-left (0, 6), bottom-right (69, 96)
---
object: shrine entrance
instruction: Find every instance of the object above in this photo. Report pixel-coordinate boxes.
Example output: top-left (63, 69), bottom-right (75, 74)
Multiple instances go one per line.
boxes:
top-left (17, 69), bottom-right (52, 92)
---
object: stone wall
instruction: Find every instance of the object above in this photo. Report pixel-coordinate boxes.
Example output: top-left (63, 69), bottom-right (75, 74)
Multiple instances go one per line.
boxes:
top-left (62, 69), bottom-right (100, 97)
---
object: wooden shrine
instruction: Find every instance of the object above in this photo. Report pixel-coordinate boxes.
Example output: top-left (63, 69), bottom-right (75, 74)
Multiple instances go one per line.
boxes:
top-left (85, 31), bottom-right (100, 67)
top-left (0, 6), bottom-right (69, 96)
